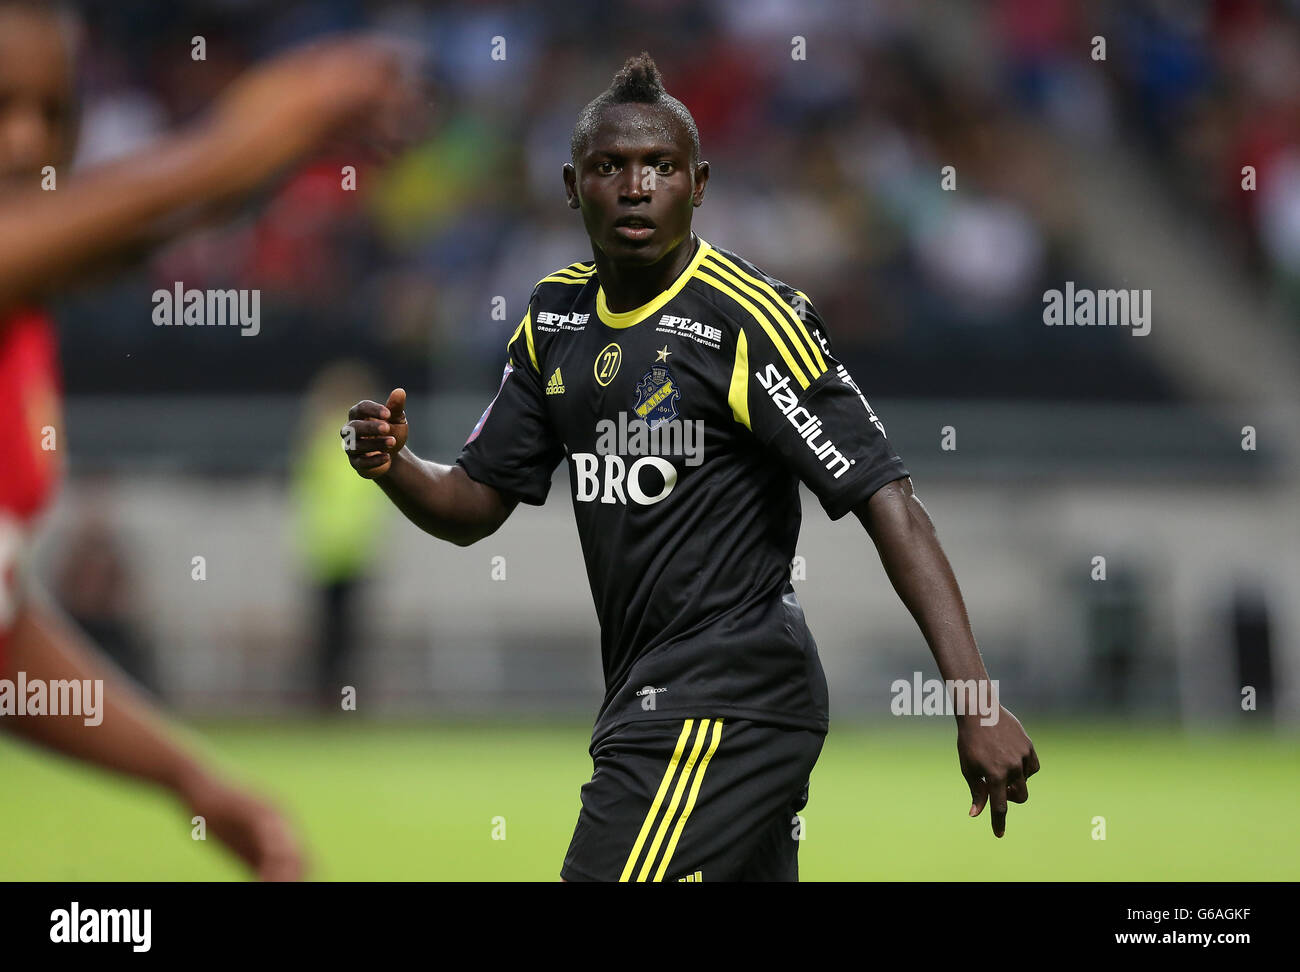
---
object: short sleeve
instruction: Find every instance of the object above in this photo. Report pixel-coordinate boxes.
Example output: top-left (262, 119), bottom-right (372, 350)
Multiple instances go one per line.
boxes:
top-left (455, 296), bottom-right (565, 505)
top-left (734, 291), bottom-right (908, 519)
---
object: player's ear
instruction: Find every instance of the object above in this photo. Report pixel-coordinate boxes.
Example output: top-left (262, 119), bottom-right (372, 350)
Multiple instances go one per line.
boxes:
top-left (563, 163), bottom-right (580, 209)
top-left (692, 160), bottom-right (709, 206)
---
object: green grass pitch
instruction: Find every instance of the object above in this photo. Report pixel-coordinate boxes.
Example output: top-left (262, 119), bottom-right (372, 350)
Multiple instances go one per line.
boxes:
top-left (2, 720), bottom-right (1295, 880)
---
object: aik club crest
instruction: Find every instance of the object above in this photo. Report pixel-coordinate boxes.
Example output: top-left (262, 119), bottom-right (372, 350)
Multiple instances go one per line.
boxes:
top-left (633, 365), bottom-right (679, 429)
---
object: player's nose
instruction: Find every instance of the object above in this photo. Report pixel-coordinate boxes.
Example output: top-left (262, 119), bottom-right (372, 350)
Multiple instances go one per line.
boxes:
top-left (618, 166), bottom-right (649, 201)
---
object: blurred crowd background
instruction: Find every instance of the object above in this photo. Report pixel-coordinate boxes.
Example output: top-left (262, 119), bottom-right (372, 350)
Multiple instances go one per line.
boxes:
top-left (23, 0), bottom-right (1300, 726)
top-left (52, 0), bottom-right (1300, 396)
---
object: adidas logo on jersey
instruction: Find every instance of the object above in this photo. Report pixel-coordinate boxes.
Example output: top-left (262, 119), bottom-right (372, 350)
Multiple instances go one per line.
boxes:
top-left (545, 367), bottom-right (565, 395)
top-left (677, 871), bottom-right (703, 882)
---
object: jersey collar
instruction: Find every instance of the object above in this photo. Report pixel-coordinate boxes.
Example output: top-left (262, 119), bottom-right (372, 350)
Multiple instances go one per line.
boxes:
top-left (595, 235), bottom-right (712, 329)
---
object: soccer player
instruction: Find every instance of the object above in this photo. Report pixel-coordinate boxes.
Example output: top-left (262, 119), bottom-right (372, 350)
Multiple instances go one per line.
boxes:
top-left (343, 53), bottom-right (1040, 881)
top-left (0, 0), bottom-right (415, 879)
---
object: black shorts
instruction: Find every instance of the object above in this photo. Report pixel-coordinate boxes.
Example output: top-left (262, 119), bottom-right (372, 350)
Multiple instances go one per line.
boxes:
top-left (561, 717), bottom-right (826, 882)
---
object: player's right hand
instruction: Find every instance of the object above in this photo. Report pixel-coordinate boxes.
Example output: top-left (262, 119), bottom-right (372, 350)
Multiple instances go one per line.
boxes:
top-left (343, 388), bottom-right (408, 479)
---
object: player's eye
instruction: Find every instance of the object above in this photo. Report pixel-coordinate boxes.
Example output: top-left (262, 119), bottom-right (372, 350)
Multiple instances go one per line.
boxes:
top-left (595, 161), bottom-right (616, 174)
top-left (656, 162), bottom-right (674, 174)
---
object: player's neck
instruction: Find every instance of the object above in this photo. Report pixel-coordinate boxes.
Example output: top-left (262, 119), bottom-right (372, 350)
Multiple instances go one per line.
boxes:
top-left (594, 233), bottom-right (698, 312)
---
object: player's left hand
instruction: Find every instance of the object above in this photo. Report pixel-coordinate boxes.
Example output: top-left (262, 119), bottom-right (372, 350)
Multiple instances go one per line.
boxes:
top-left (956, 707), bottom-right (1039, 838)
top-left (178, 772), bottom-right (307, 881)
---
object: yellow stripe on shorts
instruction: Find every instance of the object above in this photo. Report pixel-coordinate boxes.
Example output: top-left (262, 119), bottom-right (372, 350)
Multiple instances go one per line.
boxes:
top-left (618, 718), bottom-right (724, 882)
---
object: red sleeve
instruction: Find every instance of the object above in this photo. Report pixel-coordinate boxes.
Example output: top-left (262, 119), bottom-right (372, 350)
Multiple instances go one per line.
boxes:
top-left (0, 307), bottom-right (63, 523)
top-left (0, 516), bottom-right (24, 674)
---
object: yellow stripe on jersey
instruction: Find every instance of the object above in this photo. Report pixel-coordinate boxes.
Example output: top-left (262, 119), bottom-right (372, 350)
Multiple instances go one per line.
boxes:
top-left (619, 720), bottom-right (695, 882)
top-left (504, 304), bottom-right (540, 369)
top-left (523, 306), bottom-right (539, 372)
top-left (702, 252), bottom-right (827, 377)
top-left (505, 307), bottom-right (540, 372)
top-left (694, 268), bottom-right (811, 389)
top-left (537, 267), bottom-right (595, 286)
top-left (707, 253), bottom-right (827, 374)
top-left (636, 719), bottom-right (712, 882)
top-left (728, 328), bottom-right (751, 430)
top-left (653, 718), bottom-right (723, 882)
top-left (506, 313), bottom-right (525, 351)
top-left (555, 261), bottom-right (595, 275)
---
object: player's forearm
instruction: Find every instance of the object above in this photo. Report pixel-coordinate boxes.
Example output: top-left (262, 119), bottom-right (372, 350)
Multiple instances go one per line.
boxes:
top-left (0, 125), bottom-right (259, 312)
top-left (856, 479), bottom-right (990, 688)
top-left (0, 595), bottom-right (212, 799)
top-left (375, 449), bottom-right (508, 546)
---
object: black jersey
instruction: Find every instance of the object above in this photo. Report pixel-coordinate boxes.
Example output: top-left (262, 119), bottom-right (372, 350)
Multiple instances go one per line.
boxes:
top-left (456, 235), bottom-right (908, 747)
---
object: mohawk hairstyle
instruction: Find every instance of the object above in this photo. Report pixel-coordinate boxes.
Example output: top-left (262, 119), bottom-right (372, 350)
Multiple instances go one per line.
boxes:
top-left (570, 52), bottom-right (700, 167)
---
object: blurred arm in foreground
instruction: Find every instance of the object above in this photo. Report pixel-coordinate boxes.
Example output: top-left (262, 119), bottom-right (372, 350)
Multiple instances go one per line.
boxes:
top-left (1, 588), bottom-right (304, 880)
top-left (0, 18), bottom-right (422, 315)
top-left (0, 2), bottom-right (425, 880)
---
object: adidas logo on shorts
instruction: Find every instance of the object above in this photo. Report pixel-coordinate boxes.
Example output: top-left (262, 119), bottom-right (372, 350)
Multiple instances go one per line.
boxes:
top-left (546, 367), bottom-right (565, 395)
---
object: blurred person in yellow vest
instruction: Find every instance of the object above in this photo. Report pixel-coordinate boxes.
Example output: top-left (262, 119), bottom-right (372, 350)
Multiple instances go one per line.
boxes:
top-left (291, 361), bottom-right (391, 709)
